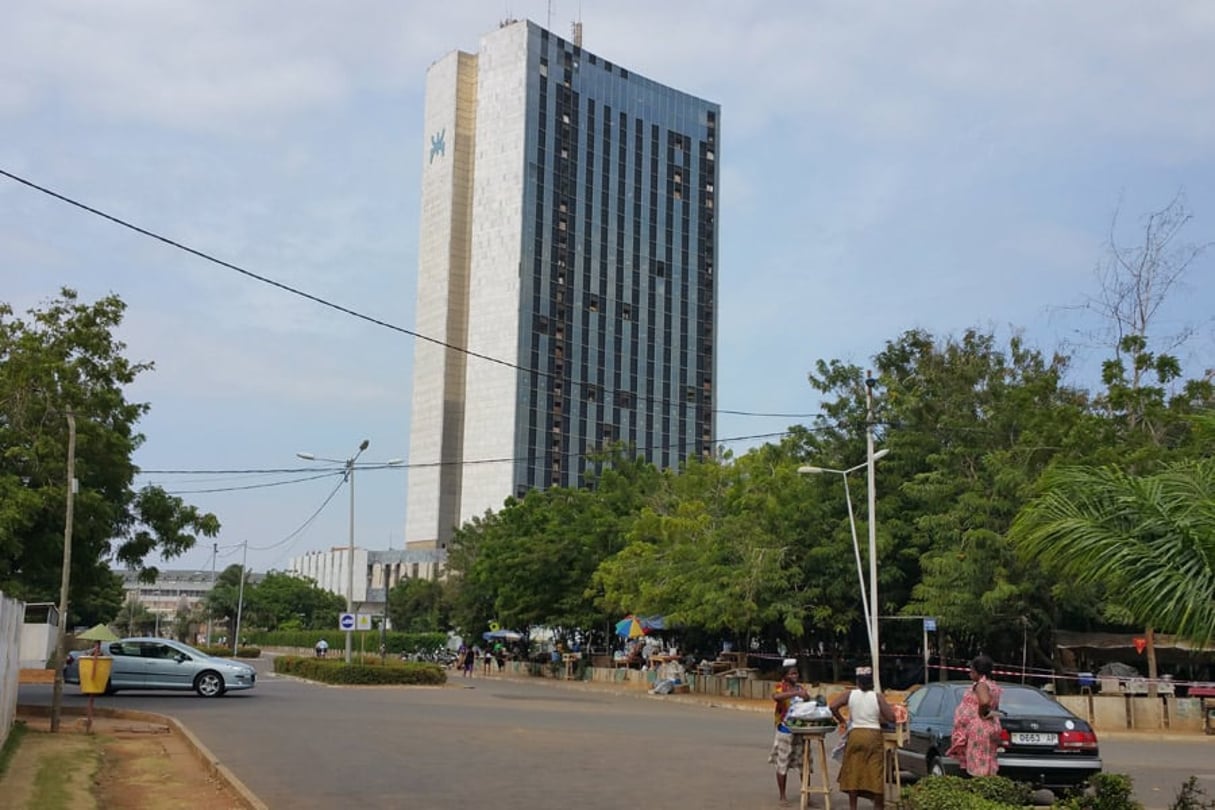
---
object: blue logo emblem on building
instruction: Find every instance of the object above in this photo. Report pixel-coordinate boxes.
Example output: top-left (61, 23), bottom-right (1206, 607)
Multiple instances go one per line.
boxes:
top-left (429, 128), bottom-right (446, 164)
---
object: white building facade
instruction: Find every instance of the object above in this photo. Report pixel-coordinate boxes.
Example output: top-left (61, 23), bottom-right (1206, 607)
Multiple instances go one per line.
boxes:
top-left (405, 20), bottom-right (720, 567)
top-left (286, 547), bottom-right (434, 613)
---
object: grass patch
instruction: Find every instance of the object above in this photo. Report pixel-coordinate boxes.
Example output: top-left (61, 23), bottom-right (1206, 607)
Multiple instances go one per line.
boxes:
top-left (0, 720), bottom-right (28, 778)
top-left (31, 747), bottom-right (80, 809)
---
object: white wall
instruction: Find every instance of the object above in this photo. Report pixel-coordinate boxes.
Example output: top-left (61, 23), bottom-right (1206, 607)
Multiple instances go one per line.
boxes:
top-left (0, 592), bottom-right (25, 750)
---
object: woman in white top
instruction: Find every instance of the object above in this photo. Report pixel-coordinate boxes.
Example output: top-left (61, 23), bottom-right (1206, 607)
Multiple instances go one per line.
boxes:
top-left (829, 667), bottom-right (895, 809)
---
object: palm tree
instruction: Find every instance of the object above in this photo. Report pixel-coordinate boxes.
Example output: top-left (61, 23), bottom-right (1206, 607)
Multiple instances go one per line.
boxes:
top-left (1011, 459), bottom-right (1215, 672)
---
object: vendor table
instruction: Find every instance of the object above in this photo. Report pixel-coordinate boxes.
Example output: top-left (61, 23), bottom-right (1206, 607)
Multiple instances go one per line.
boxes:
top-left (882, 725), bottom-right (907, 803)
top-left (791, 728), bottom-right (832, 810)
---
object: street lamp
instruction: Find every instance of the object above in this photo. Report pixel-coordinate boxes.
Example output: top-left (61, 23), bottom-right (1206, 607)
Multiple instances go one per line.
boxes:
top-left (799, 446), bottom-right (889, 690)
top-left (297, 441), bottom-right (402, 664)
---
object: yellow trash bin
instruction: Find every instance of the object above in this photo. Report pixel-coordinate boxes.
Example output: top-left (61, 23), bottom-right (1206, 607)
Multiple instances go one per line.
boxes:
top-left (78, 656), bottom-right (113, 694)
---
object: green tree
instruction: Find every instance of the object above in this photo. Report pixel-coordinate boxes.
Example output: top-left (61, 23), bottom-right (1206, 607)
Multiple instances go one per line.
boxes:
top-left (204, 564), bottom-right (248, 633)
top-left (252, 570), bottom-right (345, 631)
top-left (115, 596), bottom-right (155, 637)
top-left (0, 289), bottom-right (220, 624)
top-left (386, 577), bottom-right (448, 633)
top-left (446, 448), bottom-right (661, 635)
top-left (801, 329), bottom-right (1097, 664)
top-left (1011, 456), bottom-right (1215, 650)
top-left (594, 451), bottom-right (804, 649)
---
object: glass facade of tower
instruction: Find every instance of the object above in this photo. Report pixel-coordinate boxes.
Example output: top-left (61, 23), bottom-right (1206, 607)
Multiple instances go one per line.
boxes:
top-left (514, 25), bottom-right (719, 494)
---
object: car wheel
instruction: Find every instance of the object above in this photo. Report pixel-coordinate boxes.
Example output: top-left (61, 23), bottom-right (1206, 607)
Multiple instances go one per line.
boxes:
top-left (194, 671), bottom-right (226, 697)
top-left (928, 755), bottom-right (946, 778)
top-left (103, 678), bottom-right (116, 696)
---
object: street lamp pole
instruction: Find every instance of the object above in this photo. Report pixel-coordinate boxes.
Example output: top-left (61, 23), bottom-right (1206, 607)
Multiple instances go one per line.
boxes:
top-left (299, 439), bottom-right (370, 665)
top-left (345, 444), bottom-right (366, 665)
top-left (798, 449), bottom-right (888, 661)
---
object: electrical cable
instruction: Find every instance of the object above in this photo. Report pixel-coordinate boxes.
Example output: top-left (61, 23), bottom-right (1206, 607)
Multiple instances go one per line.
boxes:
top-left (138, 431), bottom-right (795, 477)
top-left (0, 168), bottom-right (808, 424)
top-left (162, 470), bottom-right (344, 495)
top-left (247, 472), bottom-right (348, 553)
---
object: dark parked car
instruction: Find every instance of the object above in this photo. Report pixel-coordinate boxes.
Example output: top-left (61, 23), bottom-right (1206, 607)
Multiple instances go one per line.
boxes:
top-left (64, 637), bottom-right (256, 698)
top-left (898, 681), bottom-right (1102, 791)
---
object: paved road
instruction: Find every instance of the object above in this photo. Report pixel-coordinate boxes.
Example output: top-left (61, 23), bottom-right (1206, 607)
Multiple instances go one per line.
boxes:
top-left (20, 661), bottom-right (1214, 809)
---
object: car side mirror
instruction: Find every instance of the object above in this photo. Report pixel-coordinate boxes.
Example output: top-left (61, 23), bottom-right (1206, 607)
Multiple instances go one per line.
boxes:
top-left (175, 653), bottom-right (190, 663)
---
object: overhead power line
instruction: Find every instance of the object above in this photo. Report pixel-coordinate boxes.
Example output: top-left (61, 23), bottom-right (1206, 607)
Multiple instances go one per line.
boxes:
top-left (0, 167), bottom-right (814, 421)
top-left (248, 473), bottom-right (348, 553)
top-left (140, 431), bottom-right (797, 478)
top-left (162, 470), bottom-right (344, 495)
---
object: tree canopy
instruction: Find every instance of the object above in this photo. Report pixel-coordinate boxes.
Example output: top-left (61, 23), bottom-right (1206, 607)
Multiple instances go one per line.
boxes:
top-left (0, 289), bottom-right (220, 625)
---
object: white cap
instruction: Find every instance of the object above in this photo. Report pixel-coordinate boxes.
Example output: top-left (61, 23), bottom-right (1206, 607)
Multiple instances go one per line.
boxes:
top-left (782, 658), bottom-right (797, 667)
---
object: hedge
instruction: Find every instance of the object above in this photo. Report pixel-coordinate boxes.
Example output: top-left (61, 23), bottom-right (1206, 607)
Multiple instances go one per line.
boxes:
top-left (904, 773), bottom-right (1144, 810)
top-left (273, 655), bottom-right (447, 686)
top-left (197, 645), bottom-right (262, 658)
top-left (903, 775), bottom-right (1029, 810)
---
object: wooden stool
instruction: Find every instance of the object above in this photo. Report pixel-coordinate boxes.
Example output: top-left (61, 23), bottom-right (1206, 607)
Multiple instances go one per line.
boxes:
top-left (882, 734), bottom-right (902, 803)
top-left (796, 731), bottom-right (831, 810)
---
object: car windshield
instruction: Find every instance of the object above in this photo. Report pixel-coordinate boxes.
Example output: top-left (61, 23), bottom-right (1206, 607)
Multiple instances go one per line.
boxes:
top-left (997, 685), bottom-right (1073, 717)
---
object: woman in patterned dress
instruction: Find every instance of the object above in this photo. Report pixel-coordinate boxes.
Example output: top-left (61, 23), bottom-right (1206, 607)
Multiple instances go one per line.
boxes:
top-left (947, 654), bottom-right (1003, 776)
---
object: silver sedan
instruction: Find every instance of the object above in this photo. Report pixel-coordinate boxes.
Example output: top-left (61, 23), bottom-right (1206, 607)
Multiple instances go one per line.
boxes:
top-left (64, 637), bottom-right (257, 697)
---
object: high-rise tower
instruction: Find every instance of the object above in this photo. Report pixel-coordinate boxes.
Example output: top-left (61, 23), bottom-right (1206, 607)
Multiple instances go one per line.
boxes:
top-left (405, 20), bottom-right (719, 565)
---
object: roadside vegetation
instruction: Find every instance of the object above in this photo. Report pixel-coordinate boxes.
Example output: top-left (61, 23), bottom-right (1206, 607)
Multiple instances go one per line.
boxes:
top-left (903, 773), bottom-right (1143, 809)
top-left (273, 655), bottom-right (445, 685)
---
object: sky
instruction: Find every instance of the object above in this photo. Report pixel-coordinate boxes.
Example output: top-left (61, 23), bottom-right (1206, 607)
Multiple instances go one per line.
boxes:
top-left (3, 1), bottom-right (1213, 576)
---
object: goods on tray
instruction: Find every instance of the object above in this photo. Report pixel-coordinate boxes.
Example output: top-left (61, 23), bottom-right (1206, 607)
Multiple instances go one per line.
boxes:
top-left (785, 699), bottom-right (835, 731)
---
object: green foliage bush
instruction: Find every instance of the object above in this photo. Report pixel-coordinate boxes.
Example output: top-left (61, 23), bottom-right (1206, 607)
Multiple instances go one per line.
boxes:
top-left (197, 645), bottom-right (261, 658)
top-left (249, 630), bottom-right (447, 654)
top-left (1053, 773), bottom-right (1142, 810)
top-left (906, 772), bottom-right (1147, 810)
top-left (273, 655), bottom-right (446, 686)
top-left (903, 775), bottom-right (1023, 810)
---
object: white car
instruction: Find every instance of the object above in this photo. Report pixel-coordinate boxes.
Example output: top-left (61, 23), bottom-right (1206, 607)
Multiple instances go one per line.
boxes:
top-left (64, 637), bottom-right (257, 697)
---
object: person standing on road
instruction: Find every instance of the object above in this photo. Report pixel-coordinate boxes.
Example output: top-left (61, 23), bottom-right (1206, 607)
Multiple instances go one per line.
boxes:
top-left (461, 645), bottom-right (475, 678)
top-left (946, 654), bottom-right (1003, 777)
top-left (830, 666), bottom-right (895, 810)
top-left (768, 660), bottom-right (809, 806)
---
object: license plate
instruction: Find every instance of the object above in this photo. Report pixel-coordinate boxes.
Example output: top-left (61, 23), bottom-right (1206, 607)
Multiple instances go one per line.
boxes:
top-left (1011, 732), bottom-right (1057, 745)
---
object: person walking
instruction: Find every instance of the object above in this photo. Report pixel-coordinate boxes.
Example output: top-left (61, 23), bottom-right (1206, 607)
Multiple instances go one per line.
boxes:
top-left (946, 654), bottom-right (1003, 776)
top-left (767, 659), bottom-right (809, 806)
top-left (461, 645), bottom-right (476, 678)
top-left (830, 666), bottom-right (896, 810)
top-left (314, 638), bottom-right (329, 659)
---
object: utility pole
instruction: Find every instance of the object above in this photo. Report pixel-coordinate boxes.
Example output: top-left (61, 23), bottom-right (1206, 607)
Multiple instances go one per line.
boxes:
top-left (865, 372), bottom-right (881, 692)
top-left (50, 411), bottom-right (77, 733)
top-left (234, 541), bottom-right (248, 656)
top-left (206, 542), bottom-right (217, 646)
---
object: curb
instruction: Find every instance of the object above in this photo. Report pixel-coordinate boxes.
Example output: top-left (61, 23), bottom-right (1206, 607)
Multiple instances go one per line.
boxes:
top-left (16, 703), bottom-right (269, 810)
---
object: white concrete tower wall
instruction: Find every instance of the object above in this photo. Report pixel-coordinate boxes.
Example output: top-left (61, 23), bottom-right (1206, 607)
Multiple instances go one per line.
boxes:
top-left (404, 50), bottom-right (479, 549)
top-left (287, 548), bottom-right (370, 603)
top-left (458, 22), bottom-right (531, 525)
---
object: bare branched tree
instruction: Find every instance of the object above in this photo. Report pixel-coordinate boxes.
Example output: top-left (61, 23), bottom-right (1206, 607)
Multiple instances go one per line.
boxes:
top-left (1089, 191), bottom-right (1211, 370)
